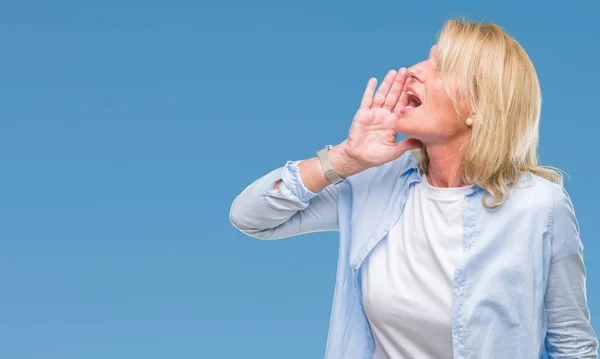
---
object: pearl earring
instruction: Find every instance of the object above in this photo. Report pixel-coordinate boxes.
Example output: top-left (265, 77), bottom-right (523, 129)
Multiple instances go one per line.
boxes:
top-left (466, 118), bottom-right (473, 126)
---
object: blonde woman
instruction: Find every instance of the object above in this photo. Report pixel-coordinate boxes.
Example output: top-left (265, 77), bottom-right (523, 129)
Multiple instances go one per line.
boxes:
top-left (229, 19), bottom-right (598, 358)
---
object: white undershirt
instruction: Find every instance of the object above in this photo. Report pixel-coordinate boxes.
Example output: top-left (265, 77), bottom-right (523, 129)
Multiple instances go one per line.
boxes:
top-left (361, 174), bottom-right (474, 359)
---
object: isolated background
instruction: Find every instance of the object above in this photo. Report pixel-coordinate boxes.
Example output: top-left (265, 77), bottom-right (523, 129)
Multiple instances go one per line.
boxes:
top-left (0, 1), bottom-right (598, 358)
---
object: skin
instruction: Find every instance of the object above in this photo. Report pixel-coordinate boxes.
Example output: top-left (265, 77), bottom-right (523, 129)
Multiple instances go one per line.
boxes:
top-left (275, 45), bottom-right (476, 193)
top-left (342, 44), bottom-right (474, 188)
top-left (396, 45), bottom-right (473, 188)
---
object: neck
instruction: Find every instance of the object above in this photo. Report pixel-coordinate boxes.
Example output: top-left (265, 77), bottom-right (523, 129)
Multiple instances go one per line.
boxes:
top-left (424, 135), bottom-right (471, 188)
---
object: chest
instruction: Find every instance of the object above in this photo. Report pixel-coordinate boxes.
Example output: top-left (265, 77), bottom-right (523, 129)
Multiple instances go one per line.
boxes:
top-left (348, 178), bottom-right (551, 315)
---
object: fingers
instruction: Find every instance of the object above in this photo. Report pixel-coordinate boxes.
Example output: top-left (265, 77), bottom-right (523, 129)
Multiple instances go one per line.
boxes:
top-left (384, 68), bottom-right (407, 111)
top-left (394, 80), bottom-right (410, 116)
top-left (372, 70), bottom-right (397, 108)
top-left (359, 77), bottom-right (377, 110)
top-left (361, 68), bottom-right (408, 111)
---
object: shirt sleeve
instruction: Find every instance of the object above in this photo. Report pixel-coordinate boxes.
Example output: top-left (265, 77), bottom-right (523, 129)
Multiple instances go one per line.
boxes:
top-left (229, 160), bottom-right (339, 240)
top-left (544, 185), bottom-right (599, 358)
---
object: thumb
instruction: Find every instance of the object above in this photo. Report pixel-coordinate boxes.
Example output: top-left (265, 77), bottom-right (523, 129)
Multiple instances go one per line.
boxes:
top-left (392, 137), bottom-right (422, 158)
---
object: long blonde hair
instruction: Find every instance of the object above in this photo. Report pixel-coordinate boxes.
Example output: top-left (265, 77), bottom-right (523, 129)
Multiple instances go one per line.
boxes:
top-left (418, 18), bottom-right (563, 209)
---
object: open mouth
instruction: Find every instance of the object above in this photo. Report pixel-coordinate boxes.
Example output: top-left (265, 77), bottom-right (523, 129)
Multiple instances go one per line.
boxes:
top-left (406, 90), bottom-right (422, 109)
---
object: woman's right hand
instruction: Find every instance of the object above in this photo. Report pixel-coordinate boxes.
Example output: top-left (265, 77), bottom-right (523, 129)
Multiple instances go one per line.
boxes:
top-left (338, 68), bottom-right (423, 171)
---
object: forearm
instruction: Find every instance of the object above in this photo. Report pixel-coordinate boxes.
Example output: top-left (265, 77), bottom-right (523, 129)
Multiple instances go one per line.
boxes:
top-left (273, 142), bottom-right (366, 193)
top-left (230, 159), bottom-right (340, 239)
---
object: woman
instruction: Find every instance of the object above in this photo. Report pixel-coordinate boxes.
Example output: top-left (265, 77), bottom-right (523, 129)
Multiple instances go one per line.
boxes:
top-left (229, 19), bottom-right (598, 358)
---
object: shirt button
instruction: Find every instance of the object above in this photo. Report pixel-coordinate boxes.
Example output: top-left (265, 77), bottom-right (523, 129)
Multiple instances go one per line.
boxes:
top-left (384, 224), bottom-right (390, 231)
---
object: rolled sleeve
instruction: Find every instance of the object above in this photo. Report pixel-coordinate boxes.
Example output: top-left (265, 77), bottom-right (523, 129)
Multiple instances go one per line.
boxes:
top-left (230, 159), bottom-right (339, 240)
top-left (263, 160), bottom-right (319, 203)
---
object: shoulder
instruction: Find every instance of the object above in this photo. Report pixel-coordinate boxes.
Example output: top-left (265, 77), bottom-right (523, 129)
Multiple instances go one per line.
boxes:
top-left (508, 172), bottom-right (564, 209)
top-left (509, 172), bottom-right (581, 258)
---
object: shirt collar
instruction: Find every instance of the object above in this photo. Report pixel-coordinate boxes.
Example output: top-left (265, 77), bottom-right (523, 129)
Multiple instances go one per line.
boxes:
top-left (400, 151), bottom-right (483, 196)
top-left (399, 151), bottom-right (420, 177)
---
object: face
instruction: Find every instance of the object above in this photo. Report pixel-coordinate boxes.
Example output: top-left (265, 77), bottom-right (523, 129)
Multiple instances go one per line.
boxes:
top-left (396, 44), bottom-right (470, 143)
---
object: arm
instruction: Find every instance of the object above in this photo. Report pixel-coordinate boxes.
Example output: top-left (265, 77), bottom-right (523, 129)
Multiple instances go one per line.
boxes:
top-left (229, 144), bottom-right (362, 240)
top-left (229, 68), bottom-right (423, 240)
top-left (544, 185), bottom-right (599, 358)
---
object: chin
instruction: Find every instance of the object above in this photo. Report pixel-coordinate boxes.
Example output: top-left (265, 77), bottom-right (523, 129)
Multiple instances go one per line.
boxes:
top-left (394, 125), bottom-right (435, 144)
top-left (394, 115), bottom-right (422, 135)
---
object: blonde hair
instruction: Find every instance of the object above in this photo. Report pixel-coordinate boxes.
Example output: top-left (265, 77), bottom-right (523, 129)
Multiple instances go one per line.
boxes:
top-left (418, 18), bottom-right (564, 209)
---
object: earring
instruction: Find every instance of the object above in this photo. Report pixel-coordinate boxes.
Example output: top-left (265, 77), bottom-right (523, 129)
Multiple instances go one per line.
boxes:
top-left (466, 118), bottom-right (473, 126)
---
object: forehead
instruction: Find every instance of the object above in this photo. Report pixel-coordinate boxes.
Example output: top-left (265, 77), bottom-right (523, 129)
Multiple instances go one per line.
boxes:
top-left (430, 44), bottom-right (438, 57)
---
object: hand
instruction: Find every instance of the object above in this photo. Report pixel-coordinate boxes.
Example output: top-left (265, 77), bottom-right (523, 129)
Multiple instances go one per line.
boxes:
top-left (339, 68), bottom-right (422, 170)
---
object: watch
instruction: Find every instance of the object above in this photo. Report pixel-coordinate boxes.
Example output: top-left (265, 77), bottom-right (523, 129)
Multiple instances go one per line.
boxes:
top-left (317, 145), bottom-right (345, 185)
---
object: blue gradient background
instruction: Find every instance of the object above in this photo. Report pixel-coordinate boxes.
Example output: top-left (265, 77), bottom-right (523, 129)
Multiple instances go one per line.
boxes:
top-left (0, 1), bottom-right (597, 358)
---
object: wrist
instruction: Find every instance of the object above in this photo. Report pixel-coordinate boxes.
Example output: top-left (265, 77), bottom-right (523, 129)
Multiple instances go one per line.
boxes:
top-left (328, 142), bottom-right (367, 179)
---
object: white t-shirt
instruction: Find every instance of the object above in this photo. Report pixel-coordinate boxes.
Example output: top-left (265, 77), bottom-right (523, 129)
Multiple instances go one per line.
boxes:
top-left (361, 174), bottom-right (475, 359)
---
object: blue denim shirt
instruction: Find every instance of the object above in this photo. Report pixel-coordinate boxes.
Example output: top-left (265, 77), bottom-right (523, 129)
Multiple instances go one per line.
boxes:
top-left (230, 151), bottom-right (598, 358)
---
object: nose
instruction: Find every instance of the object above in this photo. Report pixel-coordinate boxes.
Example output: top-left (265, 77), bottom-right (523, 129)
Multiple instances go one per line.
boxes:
top-left (407, 60), bottom-right (427, 82)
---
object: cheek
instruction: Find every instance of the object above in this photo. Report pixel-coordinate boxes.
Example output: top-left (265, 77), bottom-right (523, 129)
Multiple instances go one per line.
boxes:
top-left (428, 93), bottom-right (456, 120)
top-left (428, 86), bottom-right (455, 118)
top-left (422, 85), bottom-right (463, 134)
